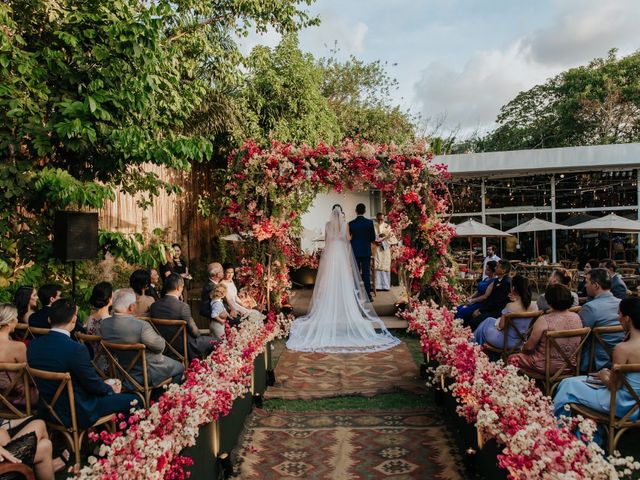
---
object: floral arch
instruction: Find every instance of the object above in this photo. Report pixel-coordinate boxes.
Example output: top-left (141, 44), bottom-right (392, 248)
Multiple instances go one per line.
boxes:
top-left (219, 139), bottom-right (460, 308)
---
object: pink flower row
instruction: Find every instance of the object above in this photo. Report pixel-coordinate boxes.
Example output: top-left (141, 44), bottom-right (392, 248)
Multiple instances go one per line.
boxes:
top-left (76, 311), bottom-right (289, 479)
top-left (404, 302), bottom-right (627, 479)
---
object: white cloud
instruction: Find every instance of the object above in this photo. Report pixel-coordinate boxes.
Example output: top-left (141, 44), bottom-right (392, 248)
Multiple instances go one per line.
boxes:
top-left (415, 42), bottom-right (556, 135)
top-left (300, 9), bottom-right (369, 57)
top-left (413, 0), bottom-right (640, 134)
top-left (522, 0), bottom-right (640, 66)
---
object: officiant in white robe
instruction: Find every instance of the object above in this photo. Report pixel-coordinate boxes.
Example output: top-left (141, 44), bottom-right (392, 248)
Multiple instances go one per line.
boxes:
top-left (373, 213), bottom-right (393, 291)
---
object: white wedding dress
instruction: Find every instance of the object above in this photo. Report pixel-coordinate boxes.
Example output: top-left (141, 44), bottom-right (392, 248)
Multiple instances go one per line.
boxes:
top-left (286, 207), bottom-right (400, 353)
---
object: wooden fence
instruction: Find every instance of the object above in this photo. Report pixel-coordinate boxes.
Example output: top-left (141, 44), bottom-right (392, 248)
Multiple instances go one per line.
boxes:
top-left (99, 163), bottom-right (219, 269)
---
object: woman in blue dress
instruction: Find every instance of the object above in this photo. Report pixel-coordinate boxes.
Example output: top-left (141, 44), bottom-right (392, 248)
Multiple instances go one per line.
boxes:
top-left (455, 261), bottom-right (498, 319)
top-left (554, 296), bottom-right (640, 445)
top-left (474, 274), bottom-right (538, 349)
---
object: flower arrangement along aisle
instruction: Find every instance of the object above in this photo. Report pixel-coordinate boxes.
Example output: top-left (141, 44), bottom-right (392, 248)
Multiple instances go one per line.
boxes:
top-left (405, 302), bottom-right (640, 479)
top-left (216, 138), bottom-right (460, 308)
top-left (75, 311), bottom-right (291, 479)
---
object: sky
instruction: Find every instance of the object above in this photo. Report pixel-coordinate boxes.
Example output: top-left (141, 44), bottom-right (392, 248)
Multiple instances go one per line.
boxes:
top-left (241, 0), bottom-right (640, 137)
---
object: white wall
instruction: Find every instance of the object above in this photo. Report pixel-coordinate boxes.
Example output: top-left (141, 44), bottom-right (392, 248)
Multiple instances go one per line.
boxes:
top-left (300, 190), bottom-right (372, 252)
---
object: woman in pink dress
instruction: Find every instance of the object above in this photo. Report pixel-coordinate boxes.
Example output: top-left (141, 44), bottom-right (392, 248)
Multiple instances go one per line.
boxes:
top-left (510, 284), bottom-right (583, 374)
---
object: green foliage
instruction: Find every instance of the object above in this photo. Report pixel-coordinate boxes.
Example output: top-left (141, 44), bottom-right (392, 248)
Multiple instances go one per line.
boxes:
top-left (318, 52), bottom-right (417, 144)
top-left (241, 35), bottom-right (341, 145)
top-left (0, 0), bottom-right (317, 291)
top-left (480, 49), bottom-right (640, 151)
top-left (98, 231), bottom-right (168, 267)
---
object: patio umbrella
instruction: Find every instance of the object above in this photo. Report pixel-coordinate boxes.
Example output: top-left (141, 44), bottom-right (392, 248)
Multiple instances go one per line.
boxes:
top-left (571, 213), bottom-right (640, 257)
top-left (506, 217), bottom-right (568, 259)
top-left (561, 213), bottom-right (596, 227)
top-left (453, 219), bottom-right (511, 269)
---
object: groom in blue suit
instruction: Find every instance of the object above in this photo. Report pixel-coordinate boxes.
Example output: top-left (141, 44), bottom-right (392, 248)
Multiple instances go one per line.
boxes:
top-left (349, 203), bottom-right (377, 301)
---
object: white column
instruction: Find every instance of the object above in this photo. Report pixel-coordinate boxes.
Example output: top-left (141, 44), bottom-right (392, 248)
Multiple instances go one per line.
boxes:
top-left (637, 169), bottom-right (640, 261)
top-left (481, 178), bottom-right (487, 255)
top-left (551, 174), bottom-right (557, 263)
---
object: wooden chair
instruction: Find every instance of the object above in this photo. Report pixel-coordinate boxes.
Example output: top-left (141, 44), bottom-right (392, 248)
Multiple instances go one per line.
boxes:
top-left (570, 363), bottom-right (640, 454)
top-left (588, 325), bottom-right (626, 373)
top-left (26, 367), bottom-right (114, 468)
top-left (0, 363), bottom-right (32, 419)
top-left (148, 318), bottom-right (189, 368)
top-left (519, 327), bottom-right (591, 396)
top-left (567, 269), bottom-right (579, 290)
top-left (27, 326), bottom-right (50, 337)
top-left (485, 310), bottom-right (544, 361)
top-left (568, 305), bottom-right (582, 314)
top-left (0, 463), bottom-right (35, 479)
top-left (75, 333), bottom-right (109, 380)
top-left (101, 341), bottom-right (170, 408)
top-left (11, 324), bottom-right (33, 341)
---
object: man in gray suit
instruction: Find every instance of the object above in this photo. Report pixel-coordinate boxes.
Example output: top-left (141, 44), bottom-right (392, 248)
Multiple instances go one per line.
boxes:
top-left (580, 268), bottom-right (624, 372)
top-left (101, 288), bottom-right (184, 386)
top-left (149, 273), bottom-right (216, 360)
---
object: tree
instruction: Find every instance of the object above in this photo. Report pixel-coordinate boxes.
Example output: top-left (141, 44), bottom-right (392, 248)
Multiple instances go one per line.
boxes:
top-left (0, 0), bottom-right (316, 288)
top-left (318, 52), bottom-right (417, 144)
top-left (480, 50), bottom-right (640, 151)
top-left (240, 35), bottom-right (341, 145)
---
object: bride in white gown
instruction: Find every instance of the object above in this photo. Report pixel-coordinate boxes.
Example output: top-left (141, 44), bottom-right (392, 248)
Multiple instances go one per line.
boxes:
top-left (286, 205), bottom-right (400, 353)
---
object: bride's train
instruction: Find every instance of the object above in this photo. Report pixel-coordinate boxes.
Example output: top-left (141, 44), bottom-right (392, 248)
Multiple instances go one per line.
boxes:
top-left (286, 207), bottom-right (399, 353)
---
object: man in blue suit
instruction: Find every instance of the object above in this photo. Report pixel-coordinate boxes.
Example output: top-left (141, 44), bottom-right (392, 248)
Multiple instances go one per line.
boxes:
top-left (348, 203), bottom-right (376, 302)
top-left (27, 298), bottom-right (138, 429)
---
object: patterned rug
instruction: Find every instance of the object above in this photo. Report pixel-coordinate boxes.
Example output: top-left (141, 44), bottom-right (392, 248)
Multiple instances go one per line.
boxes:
top-left (235, 409), bottom-right (463, 480)
top-left (265, 344), bottom-right (427, 400)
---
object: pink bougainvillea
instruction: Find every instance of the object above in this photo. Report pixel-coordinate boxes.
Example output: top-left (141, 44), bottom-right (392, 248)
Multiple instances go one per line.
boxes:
top-left (220, 139), bottom-right (460, 307)
top-left (403, 302), bottom-right (638, 479)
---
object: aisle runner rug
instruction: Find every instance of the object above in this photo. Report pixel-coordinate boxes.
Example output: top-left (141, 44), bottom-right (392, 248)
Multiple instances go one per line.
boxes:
top-left (236, 409), bottom-right (463, 480)
top-left (266, 343), bottom-right (426, 400)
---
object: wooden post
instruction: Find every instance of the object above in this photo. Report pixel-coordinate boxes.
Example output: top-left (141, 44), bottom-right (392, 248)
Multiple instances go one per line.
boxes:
top-left (266, 239), bottom-right (272, 310)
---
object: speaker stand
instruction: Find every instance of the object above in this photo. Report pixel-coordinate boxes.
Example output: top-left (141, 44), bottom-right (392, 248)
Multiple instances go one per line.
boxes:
top-left (71, 261), bottom-right (77, 301)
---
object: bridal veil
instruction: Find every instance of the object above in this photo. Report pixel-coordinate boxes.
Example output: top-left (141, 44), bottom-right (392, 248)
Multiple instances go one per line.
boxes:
top-left (286, 206), bottom-right (399, 353)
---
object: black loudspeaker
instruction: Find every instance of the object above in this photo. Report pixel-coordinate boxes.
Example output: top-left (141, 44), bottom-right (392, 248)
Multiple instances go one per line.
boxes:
top-left (54, 211), bottom-right (98, 261)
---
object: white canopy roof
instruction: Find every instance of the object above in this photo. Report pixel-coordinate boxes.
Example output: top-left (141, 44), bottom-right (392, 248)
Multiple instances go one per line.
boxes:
top-left (436, 143), bottom-right (640, 178)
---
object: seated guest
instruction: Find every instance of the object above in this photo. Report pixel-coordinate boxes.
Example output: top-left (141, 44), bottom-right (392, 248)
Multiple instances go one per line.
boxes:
top-left (145, 268), bottom-right (161, 301)
top-left (1, 418), bottom-right (64, 479)
top-left (27, 298), bottom-right (137, 429)
top-left (209, 284), bottom-right (229, 340)
top-left (554, 297), bottom-right (640, 444)
top-left (600, 258), bottom-right (628, 299)
top-left (200, 262), bottom-right (241, 326)
top-left (13, 286), bottom-right (38, 324)
top-left (455, 261), bottom-right (497, 319)
top-left (464, 259), bottom-right (512, 331)
top-left (220, 264), bottom-right (257, 317)
top-left (101, 289), bottom-right (184, 386)
top-left (579, 268), bottom-right (624, 372)
top-left (29, 284), bottom-right (87, 341)
top-left (129, 269), bottom-right (155, 315)
top-left (474, 274), bottom-right (538, 349)
top-left (200, 262), bottom-right (223, 319)
top-left (86, 282), bottom-right (113, 374)
top-left (510, 284), bottom-right (583, 374)
top-left (576, 259), bottom-right (599, 301)
top-left (149, 274), bottom-right (215, 360)
top-left (0, 304), bottom-right (38, 407)
top-left (28, 284), bottom-right (62, 328)
top-left (536, 268), bottom-right (579, 311)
